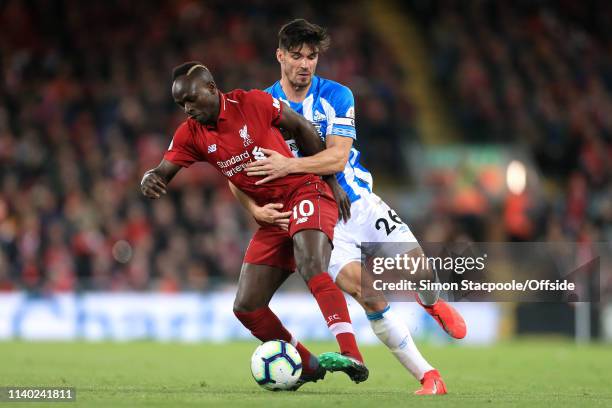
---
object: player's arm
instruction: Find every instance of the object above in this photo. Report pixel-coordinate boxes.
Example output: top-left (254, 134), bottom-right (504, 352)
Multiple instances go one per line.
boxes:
top-left (140, 159), bottom-right (181, 199)
top-left (279, 107), bottom-right (352, 221)
top-left (284, 133), bottom-right (353, 175)
top-left (244, 105), bottom-right (351, 221)
top-left (227, 181), bottom-right (291, 230)
top-left (143, 121), bottom-right (201, 199)
top-left (246, 108), bottom-right (351, 178)
top-left (280, 108), bottom-right (352, 220)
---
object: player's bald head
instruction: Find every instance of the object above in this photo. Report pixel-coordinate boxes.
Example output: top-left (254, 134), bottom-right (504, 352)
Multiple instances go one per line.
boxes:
top-left (172, 61), bottom-right (214, 83)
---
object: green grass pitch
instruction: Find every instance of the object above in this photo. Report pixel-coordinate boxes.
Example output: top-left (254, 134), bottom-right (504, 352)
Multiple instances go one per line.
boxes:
top-left (1, 340), bottom-right (610, 407)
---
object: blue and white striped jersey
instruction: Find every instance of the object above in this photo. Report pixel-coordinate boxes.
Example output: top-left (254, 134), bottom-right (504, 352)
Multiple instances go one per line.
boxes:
top-left (265, 75), bottom-right (373, 203)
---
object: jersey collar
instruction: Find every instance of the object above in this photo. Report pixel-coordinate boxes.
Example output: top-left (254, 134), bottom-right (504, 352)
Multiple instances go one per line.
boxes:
top-left (205, 92), bottom-right (228, 129)
top-left (277, 76), bottom-right (319, 105)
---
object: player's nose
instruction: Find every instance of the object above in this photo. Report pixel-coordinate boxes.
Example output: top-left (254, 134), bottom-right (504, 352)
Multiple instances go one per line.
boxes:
top-left (184, 104), bottom-right (195, 115)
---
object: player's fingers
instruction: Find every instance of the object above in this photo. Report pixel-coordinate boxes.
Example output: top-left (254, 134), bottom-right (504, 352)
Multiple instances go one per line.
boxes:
top-left (142, 175), bottom-right (166, 193)
top-left (263, 203), bottom-right (283, 210)
top-left (245, 160), bottom-right (269, 169)
top-left (151, 181), bottom-right (167, 195)
top-left (339, 201), bottom-right (348, 222)
top-left (255, 175), bottom-right (278, 185)
top-left (143, 187), bottom-right (160, 199)
top-left (244, 165), bottom-right (263, 173)
top-left (272, 211), bottom-right (292, 220)
top-left (246, 170), bottom-right (268, 177)
top-left (343, 200), bottom-right (351, 222)
top-left (148, 183), bottom-right (166, 195)
top-left (260, 148), bottom-right (276, 156)
top-left (148, 174), bottom-right (165, 187)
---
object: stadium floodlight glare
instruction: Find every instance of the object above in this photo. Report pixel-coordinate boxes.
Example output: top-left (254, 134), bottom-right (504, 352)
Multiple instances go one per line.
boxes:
top-left (506, 160), bottom-right (527, 195)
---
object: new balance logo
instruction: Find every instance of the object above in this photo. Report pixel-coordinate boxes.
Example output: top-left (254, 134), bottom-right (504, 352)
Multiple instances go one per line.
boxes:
top-left (207, 144), bottom-right (217, 153)
top-left (296, 217), bottom-right (309, 225)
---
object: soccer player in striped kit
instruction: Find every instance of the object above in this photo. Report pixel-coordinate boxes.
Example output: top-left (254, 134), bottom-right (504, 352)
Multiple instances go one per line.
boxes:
top-left (241, 19), bottom-right (467, 395)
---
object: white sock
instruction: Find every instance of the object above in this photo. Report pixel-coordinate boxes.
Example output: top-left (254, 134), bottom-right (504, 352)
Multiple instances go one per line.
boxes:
top-left (368, 305), bottom-right (434, 381)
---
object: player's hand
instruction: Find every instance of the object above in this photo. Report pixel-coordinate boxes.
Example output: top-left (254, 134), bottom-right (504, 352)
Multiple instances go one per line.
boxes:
top-left (328, 180), bottom-right (351, 223)
top-left (253, 203), bottom-right (292, 230)
top-left (140, 171), bottom-right (167, 199)
top-left (245, 149), bottom-right (294, 185)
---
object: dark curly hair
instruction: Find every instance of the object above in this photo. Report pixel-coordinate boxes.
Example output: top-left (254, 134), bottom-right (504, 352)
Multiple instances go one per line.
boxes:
top-left (278, 19), bottom-right (330, 52)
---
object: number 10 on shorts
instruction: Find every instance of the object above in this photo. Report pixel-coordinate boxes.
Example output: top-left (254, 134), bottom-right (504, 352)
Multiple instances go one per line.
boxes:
top-left (293, 199), bottom-right (314, 224)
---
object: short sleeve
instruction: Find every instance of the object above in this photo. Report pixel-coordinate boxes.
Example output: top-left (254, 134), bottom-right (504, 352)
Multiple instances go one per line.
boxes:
top-left (328, 86), bottom-right (356, 140)
top-left (245, 89), bottom-right (283, 126)
top-left (163, 121), bottom-right (201, 167)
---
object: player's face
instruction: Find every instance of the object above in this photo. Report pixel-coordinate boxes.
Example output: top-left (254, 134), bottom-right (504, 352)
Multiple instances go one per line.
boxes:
top-left (172, 76), bottom-right (219, 125)
top-left (277, 43), bottom-right (319, 89)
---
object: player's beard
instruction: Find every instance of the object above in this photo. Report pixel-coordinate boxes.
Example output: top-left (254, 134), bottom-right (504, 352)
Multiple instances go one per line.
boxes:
top-left (289, 70), bottom-right (312, 91)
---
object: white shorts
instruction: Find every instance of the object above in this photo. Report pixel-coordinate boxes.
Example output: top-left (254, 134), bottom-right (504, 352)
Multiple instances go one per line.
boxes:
top-left (328, 192), bottom-right (419, 281)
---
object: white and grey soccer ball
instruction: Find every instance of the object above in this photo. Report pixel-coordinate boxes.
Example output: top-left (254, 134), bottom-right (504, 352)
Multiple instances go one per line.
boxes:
top-left (251, 340), bottom-right (302, 391)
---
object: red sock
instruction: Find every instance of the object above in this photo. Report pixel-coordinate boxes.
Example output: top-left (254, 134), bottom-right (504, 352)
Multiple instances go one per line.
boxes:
top-left (307, 272), bottom-right (363, 362)
top-left (234, 306), bottom-right (317, 373)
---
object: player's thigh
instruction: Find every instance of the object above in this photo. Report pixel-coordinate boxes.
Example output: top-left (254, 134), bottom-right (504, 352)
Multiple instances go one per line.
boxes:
top-left (292, 229), bottom-right (332, 281)
top-left (364, 196), bottom-right (436, 281)
top-left (364, 194), bottom-right (419, 249)
top-left (236, 227), bottom-right (295, 312)
top-left (327, 214), bottom-right (362, 281)
top-left (234, 263), bottom-right (292, 312)
top-left (336, 261), bottom-right (388, 314)
top-left (288, 181), bottom-right (336, 281)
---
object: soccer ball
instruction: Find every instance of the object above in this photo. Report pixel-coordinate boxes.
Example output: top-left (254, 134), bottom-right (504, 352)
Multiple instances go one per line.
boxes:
top-left (251, 340), bottom-right (302, 391)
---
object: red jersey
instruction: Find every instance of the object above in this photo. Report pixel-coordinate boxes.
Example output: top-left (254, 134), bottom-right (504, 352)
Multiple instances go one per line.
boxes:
top-left (164, 89), bottom-right (319, 205)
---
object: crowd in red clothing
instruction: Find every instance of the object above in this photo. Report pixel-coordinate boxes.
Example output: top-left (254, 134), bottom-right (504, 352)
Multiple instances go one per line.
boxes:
top-left (0, 0), bottom-right (410, 292)
top-left (0, 1), bottom-right (609, 294)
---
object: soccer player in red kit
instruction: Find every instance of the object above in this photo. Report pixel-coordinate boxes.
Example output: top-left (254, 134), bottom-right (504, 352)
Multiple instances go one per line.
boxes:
top-left (140, 62), bottom-right (368, 388)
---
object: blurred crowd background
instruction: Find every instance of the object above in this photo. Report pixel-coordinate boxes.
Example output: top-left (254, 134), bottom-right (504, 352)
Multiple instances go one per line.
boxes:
top-left (0, 0), bottom-right (609, 293)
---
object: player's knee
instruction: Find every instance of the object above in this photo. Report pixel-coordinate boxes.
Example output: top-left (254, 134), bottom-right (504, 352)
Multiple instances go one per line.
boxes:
top-left (336, 263), bottom-right (362, 299)
top-left (346, 284), bottom-right (362, 302)
top-left (233, 296), bottom-right (260, 314)
top-left (295, 254), bottom-right (326, 281)
top-left (363, 300), bottom-right (389, 314)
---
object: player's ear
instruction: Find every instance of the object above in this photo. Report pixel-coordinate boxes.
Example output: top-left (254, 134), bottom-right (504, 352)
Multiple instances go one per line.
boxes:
top-left (276, 48), bottom-right (283, 64)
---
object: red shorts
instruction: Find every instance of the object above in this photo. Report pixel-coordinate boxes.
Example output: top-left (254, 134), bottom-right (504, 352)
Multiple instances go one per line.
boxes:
top-left (243, 181), bottom-right (338, 271)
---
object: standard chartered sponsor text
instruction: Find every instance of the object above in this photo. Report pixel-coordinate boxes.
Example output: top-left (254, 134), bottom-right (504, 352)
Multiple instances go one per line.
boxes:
top-left (217, 152), bottom-right (252, 177)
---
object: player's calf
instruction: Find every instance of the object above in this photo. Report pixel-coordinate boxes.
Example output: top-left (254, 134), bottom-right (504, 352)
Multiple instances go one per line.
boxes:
top-left (293, 231), bottom-right (365, 365)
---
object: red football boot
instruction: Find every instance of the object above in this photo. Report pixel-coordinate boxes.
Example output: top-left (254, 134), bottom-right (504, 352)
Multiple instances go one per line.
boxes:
top-left (417, 296), bottom-right (467, 339)
top-left (415, 369), bottom-right (447, 395)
